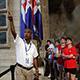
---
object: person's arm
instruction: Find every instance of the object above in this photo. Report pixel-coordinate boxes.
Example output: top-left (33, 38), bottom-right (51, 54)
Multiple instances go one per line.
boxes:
top-left (62, 54), bottom-right (76, 59)
top-left (69, 54), bottom-right (76, 59)
top-left (67, 47), bottom-right (78, 59)
top-left (33, 45), bottom-right (39, 78)
top-left (34, 57), bottom-right (39, 70)
top-left (33, 57), bottom-right (39, 78)
top-left (8, 12), bottom-right (17, 39)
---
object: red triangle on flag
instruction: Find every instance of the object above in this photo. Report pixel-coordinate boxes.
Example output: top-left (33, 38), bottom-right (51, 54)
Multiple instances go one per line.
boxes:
top-left (22, 1), bottom-right (27, 10)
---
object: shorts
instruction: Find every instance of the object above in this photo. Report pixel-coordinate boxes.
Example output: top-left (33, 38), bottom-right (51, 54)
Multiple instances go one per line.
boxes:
top-left (65, 68), bottom-right (77, 75)
top-left (57, 63), bottom-right (64, 71)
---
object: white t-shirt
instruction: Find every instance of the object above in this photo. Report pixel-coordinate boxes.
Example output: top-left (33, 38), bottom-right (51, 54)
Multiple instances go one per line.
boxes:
top-left (14, 35), bottom-right (38, 68)
top-left (48, 43), bottom-right (55, 52)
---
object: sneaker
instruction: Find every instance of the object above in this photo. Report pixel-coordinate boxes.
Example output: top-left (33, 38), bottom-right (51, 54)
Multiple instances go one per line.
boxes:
top-left (48, 74), bottom-right (51, 78)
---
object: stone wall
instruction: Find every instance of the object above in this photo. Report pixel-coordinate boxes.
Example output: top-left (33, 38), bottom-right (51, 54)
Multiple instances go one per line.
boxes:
top-left (48, 0), bottom-right (80, 43)
top-left (0, 0), bottom-right (20, 79)
top-left (41, 0), bottom-right (50, 41)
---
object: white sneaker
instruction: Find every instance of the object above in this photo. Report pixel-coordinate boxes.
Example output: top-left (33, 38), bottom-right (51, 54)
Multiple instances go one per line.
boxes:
top-left (48, 74), bottom-right (51, 78)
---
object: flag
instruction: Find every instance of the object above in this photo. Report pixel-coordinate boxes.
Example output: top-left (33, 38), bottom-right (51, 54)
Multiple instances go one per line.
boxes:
top-left (20, 0), bottom-right (33, 38)
top-left (20, 0), bottom-right (26, 38)
top-left (32, 0), bottom-right (43, 40)
top-left (25, 0), bottom-right (33, 31)
top-left (20, 0), bottom-right (43, 40)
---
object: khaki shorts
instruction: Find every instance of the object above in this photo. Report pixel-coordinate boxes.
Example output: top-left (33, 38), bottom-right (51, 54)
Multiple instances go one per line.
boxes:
top-left (15, 65), bottom-right (34, 80)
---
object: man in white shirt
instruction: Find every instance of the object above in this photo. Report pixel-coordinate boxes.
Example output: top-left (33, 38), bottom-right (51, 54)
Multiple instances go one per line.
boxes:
top-left (8, 13), bottom-right (39, 80)
top-left (47, 40), bottom-right (55, 79)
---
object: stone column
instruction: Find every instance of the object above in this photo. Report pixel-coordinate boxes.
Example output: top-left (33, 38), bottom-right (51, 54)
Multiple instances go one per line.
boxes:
top-left (41, 0), bottom-right (50, 41)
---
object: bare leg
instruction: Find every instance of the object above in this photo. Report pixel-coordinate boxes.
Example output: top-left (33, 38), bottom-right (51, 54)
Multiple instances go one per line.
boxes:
top-left (71, 74), bottom-right (76, 80)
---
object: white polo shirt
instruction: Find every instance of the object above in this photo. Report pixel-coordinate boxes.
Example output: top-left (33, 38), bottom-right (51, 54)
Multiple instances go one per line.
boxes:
top-left (14, 35), bottom-right (38, 68)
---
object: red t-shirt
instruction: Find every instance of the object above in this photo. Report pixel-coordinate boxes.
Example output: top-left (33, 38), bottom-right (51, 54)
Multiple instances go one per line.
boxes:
top-left (63, 46), bottom-right (77, 68)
